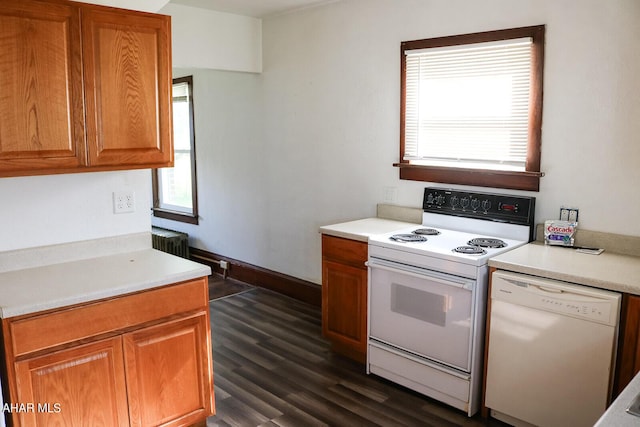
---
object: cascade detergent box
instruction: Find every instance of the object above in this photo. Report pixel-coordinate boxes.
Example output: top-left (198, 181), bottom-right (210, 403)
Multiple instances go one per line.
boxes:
top-left (544, 220), bottom-right (578, 246)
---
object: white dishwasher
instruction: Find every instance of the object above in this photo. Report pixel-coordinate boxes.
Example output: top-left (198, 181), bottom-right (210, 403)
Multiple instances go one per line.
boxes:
top-left (485, 270), bottom-right (621, 427)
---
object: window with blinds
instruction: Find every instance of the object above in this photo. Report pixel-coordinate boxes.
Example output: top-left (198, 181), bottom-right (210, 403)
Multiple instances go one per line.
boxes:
top-left (399, 26), bottom-right (545, 191)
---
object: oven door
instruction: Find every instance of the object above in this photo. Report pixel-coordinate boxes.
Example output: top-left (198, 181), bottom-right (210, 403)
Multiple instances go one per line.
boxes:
top-left (368, 258), bottom-right (476, 372)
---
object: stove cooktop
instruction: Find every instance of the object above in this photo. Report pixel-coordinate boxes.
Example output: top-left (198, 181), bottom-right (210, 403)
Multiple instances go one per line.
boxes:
top-left (368, 225), bottom-right (528, 267)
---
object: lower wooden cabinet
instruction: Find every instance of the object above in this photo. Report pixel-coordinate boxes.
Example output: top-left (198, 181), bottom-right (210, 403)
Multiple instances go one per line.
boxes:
top-left (15, 336), bottom-right (129, 426)
top-left (614, 294), bottom-right (640, 398)
top-left (2, 277), bottom-right (214, 427)
top-left (321, 234), bottom-right (368, 363)
top-left (124, 313), bottom-right (212, 427)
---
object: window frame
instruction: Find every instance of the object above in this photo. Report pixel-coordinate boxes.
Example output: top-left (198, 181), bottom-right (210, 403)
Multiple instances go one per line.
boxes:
top-left (397, 25), bottom-right (545, 192)
top-left (152, 75), bottom-right (199, 224)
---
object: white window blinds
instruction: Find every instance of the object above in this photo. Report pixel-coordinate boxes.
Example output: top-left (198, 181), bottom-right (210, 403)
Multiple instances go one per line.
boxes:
top-left (404, 37), bottom-right (533, 171)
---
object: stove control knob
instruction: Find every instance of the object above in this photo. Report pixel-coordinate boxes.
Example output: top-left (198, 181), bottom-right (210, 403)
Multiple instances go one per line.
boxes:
top-left (436, 195), bottom-right (445, 205)
top-left (460, 197), bottom-right (470, 209)
top-left (482, 200), bottom-right (492, 212)
top-left (426, 193), bottom-right (435, 205)
top-left (471, 198), bottom-right (480, 211)
top-left (450, 196), bottom-right (459, 208)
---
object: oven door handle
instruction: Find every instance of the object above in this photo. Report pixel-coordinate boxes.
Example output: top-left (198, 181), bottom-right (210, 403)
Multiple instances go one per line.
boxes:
top-left (366, 260), bottom-right (473, 290)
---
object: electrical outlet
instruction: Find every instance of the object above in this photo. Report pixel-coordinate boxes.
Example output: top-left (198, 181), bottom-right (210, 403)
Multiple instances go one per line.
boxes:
top-left (560, 207), bottom-right (579, 222)
top-left (568, 208), bottom-right (579, 222)
top-left (113, 190), bottom-right (135, 214)
top-left (560, 208), bottom-right (570, 221)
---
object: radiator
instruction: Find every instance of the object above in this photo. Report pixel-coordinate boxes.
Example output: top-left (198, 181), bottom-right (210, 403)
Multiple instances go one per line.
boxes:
top-left (151, 227), bottom-right (190, 259)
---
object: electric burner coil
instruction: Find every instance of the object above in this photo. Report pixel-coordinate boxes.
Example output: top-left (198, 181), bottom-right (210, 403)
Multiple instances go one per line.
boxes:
top-left (453, 245), bottom-right (487, 255)
top-left (413, 228), bottom-right (441, 236)
top-left (468, 238), bottom-right (507, 248)
top-left (389, 234), bottom-right (428, 243)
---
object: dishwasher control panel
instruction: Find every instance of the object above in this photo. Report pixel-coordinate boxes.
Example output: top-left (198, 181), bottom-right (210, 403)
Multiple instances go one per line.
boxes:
top-left (538, 297), bottom-right (612, 323)
top-left (491, 270), bottom-right (621, 326)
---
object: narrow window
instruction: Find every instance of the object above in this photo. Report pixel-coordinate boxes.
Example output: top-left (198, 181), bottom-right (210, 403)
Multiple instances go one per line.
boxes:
top-left (152, 76), bottom-right (199, 224)
top-left (398, 26), bottom-right (545, 191)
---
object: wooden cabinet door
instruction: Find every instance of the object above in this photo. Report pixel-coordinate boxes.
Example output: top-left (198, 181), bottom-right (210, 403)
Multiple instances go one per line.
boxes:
top-left (13, 336), bottom-right (129, 427)
top-left (0, 0), bottom-right (86, 173)
top-left (322, 259), bottom-right (368, 363)
top-left (614, 294), bottom-right (640, 398)
top-left (81, 7), bottom-right (173, 168)
top-left (123, 312), bottom-right (214, 427)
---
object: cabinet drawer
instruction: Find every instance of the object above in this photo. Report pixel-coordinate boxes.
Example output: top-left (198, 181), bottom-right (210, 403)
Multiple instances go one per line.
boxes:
top-left (322, 235), bottom-right (367, 267)
top-left (5, 277), bottom-right (207, 358)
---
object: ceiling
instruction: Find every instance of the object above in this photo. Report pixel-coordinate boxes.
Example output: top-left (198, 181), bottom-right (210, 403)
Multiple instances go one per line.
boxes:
top-left (168, 0), bottom-right (337, 18)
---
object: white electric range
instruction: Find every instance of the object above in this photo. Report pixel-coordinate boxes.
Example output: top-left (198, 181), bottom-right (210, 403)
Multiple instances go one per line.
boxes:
top-left (366, 187), bottom-right (535, 416)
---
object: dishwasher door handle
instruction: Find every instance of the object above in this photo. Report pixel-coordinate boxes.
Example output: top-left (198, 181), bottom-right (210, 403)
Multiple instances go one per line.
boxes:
top-left (532, 284), bottom-right (563, 294)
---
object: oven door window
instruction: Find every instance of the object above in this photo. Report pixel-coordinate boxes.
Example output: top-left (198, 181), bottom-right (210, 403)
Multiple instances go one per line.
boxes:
top-left (391, 283), bottom-right (448, 326)
top-left (369, 264), bottom-right (474, 372)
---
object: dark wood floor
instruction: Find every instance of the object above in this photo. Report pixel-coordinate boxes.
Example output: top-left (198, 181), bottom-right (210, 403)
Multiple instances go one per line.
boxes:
top-left (209, 275), bottom-right (254, 300)
top-left (205, 278), bottom-right (504, 427)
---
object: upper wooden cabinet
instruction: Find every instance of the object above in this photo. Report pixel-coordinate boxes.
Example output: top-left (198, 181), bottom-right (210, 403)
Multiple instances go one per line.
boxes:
top-left (0, 0), bottom-right (173, 177)
top-left (0, 1), bottom-right (86, 173)
top-left (82, 7), bottom-right (172, 167)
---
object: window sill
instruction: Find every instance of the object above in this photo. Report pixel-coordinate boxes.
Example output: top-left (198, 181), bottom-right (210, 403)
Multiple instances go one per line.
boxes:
top-left (394, 163), bottom-right (542, 192)
top-left (152, 208), bottom-right (199, 225)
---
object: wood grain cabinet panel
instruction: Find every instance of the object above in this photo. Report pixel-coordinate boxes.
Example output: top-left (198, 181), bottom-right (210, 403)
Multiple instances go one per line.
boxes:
top-left (613, 294), bottom-right (640, 398)
top-left (321, 235), bottom-right (368, 363)
top-left (0, 0), bottom-right (86, 172)
top-left (323, 260), bottom-right (367, 343)
top-left (1, 278), bottom-right (214, 427)
top-left (9, 278), bottom-right (206, 358)
top-left (14, 337), bottom-right (129, 427)
top-left (82, 7), bottom-right (172, 168)
top-left (124, 313), bottom-right (214, 427)
top-left (0, 0), bottom-right (173, 178)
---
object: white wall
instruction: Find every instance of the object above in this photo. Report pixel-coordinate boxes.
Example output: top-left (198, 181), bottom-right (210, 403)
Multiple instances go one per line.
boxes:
top-left (259, 0), bottom-right (640, 282)
top-left (155, 0), bottom-right (640, 286)
top-left (152, 69), bottom-right (268, 263)
top-left (161, 4), bottom-right (262, 73)
top-left (0, 170), bottom-right (151, 252)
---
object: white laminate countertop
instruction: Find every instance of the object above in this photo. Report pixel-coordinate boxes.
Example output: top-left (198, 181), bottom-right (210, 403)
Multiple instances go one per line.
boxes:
top-left (489, 242), bottom-right (640, 295)
top-left (319, 218), bottom-right (420, 242)
top-left (0, 249), bottom-right (211, 318)
top-left (595, 371), bottom-right (640, 426)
